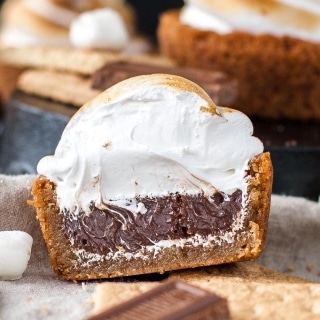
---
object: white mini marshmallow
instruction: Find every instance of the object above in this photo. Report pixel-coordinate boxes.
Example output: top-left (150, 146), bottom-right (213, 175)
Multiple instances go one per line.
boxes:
top-left (69, 8), bottom-right (129, 49)
top-left (0, 231), bottom-right (33, 280)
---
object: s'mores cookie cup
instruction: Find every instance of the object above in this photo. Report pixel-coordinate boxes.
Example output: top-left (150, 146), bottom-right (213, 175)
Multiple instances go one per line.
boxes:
top-left (157, 0), bottom-right (320, 121)
top-left (30, 74), bottom-right (273, 281)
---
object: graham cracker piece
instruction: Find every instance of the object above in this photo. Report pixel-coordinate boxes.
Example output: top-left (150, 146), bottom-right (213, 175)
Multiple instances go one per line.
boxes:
top-left (181, 280), bottom-right (320, 320)
top-left (17, 69), bottom-right (101, 106)
top-left (169, 263), bottom-right (320, 320)
top-left (0, 47), bottom-right (175, 76)
top-left (90, 263), bottom-right (320, 320)
top-left (14, 50), bottom-right (176, 106)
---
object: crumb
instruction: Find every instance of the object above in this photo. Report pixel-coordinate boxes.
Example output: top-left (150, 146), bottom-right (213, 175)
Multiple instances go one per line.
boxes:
top-left (286, 265), bottom-right (295, 272)
top-left (306, 264), bottom-right (314, 272)
top-left (103, 142), bottom-right (111, 149)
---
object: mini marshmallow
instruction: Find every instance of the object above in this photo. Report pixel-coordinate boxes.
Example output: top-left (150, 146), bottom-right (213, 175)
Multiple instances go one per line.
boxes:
top-left (0, 231), bottom-right (33, 280)
top-left (69, 8), bottom-right (129, 49)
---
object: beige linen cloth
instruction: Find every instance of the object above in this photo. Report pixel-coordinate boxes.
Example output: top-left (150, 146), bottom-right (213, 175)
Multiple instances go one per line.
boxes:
top-left (0, 174), bottom-right (320, 319)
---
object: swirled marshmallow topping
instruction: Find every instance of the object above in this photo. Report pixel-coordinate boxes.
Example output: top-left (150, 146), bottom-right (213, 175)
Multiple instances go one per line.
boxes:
top-left (37, 74), bottom-right (263, 214)
top-left (181, 0), bottom-right (320, 42)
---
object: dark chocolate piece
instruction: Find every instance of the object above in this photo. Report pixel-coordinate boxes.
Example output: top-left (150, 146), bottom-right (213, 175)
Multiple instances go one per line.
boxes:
top-left (91, 61), bottom-right (237, 106)
top-left (64, 190), bottom-right (242, 255)
top-left (87, 279), bottom-right (230, 320)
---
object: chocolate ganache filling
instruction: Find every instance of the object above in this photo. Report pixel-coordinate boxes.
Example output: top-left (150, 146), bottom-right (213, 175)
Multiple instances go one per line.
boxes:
top-left (63, 190), bottom-right (242, 255)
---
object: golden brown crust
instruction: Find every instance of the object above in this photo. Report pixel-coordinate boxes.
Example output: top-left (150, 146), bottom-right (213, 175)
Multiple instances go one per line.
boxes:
top-left (246, 152), bottom-right (273, 256)
top-left (157, 10), bottom-right (320, 121)
top-left (30, 151), bottom-right (272, 281)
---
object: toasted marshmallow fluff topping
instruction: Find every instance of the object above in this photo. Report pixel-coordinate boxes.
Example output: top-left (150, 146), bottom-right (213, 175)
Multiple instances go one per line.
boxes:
top-left (181, 0), bottom-right (320, 42)
top-left (37, 74), bottom-right (263, 214)
top-left (70, 8), bottom-right (129, 49)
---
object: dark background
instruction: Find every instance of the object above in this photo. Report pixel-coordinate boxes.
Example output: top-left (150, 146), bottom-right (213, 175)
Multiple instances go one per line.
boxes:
top-left (126, 0), bottom-right (183, 38)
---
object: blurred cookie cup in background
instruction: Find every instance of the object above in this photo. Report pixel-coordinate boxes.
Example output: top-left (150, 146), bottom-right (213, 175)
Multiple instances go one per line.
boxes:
top-left (158, 0), bottom-right (320, 121)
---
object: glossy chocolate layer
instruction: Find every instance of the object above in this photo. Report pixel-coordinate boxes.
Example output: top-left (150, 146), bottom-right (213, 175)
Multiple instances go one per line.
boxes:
top-left (63, 190), bottom-right (242, 255)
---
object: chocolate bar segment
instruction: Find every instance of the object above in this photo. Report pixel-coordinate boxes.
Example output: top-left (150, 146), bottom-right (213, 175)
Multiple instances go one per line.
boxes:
top-left (87, 279), bottom-right (230, 320)
top-left (91, 61), bottom-right (237, 106)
